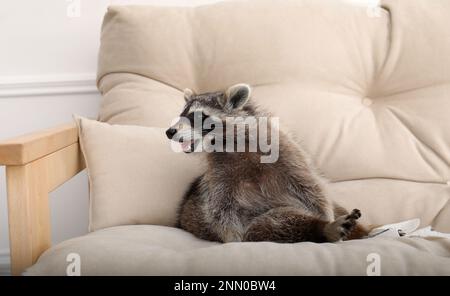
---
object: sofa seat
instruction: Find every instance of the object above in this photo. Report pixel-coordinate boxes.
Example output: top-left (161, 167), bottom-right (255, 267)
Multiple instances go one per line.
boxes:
top-left (25, 225), bottom-right (450, 276)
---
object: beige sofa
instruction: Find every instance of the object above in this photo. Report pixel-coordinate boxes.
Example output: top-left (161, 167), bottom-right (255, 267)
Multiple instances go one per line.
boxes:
top-left (1, 0), bottom-right (449, 275)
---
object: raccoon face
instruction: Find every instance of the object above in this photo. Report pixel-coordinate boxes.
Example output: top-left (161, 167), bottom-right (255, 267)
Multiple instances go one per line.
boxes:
top-left (165, 83), bottom-right (252, 153)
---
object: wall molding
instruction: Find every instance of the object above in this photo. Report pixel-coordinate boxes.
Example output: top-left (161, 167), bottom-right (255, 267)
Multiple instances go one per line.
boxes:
top-left (0, 73), bottom-right (98, 98)
top-left (0, 248), bottom-right (10, 276)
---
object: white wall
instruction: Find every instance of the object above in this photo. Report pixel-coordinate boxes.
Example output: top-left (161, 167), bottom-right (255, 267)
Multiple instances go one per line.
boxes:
top-left (0, 0), bottom-right (227, 275)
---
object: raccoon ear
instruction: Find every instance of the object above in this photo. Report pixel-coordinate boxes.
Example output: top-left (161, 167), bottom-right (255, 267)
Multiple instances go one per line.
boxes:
top-left (224, 83), bottom-right (251, 110)
top-left (184, 88), bottom-right (195, 102)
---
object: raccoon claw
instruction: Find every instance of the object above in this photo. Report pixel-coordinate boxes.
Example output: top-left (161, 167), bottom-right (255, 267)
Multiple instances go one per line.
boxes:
top-left (348, 209), bottom-right (361, 220)
top-left (325, 209), bottom-right (362, 242)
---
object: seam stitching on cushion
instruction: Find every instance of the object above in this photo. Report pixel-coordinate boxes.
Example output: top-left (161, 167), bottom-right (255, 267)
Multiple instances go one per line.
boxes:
top-left (369, 3), bottom-right (392, 98)
top-left (97, 72), bottom-right (184, 96)
top-left (375, 82), bottom-right (450, 99)
top-left (377, 4), bottom-right (392, 76)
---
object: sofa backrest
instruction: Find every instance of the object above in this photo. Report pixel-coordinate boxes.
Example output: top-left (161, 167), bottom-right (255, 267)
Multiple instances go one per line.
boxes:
top-left (97, 0), bottom-right (450, 230)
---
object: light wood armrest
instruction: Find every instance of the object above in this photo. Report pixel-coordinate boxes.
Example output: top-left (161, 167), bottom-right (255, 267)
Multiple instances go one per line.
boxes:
top-left (0, 123), bottom-right (78, 165)
top-left (0, 123), bottom-right (85, 275)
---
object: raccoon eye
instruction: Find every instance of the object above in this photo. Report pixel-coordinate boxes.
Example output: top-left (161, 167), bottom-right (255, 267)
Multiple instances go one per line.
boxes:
top-left (186, 111), bottom-right (209, 126)
top-left (185, 112), bottom-right (195, 125)
top-left (201, 112), bottom-right (209, 121)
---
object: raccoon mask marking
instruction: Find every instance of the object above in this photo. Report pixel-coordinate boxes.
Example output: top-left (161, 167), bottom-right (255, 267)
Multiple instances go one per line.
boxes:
top-left (165, 84), bottom-right (254, 153)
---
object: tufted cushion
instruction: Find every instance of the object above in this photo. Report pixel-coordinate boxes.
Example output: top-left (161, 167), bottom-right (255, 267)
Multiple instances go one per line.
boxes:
top-left (96, 0), bottom-right (450, 231)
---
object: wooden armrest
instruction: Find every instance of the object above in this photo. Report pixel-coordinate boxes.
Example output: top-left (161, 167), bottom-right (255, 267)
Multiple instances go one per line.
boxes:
top-left (0, 123), bottom-right (78, 165)
top-left (0, 123), bottom-right (85, 275)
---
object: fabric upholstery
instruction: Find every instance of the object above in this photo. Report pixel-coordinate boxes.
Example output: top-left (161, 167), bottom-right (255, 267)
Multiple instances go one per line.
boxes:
top-left (25, 225), bottom-right (450, 275)
top-left (75, 116), bottom-right (205, 231)
top-left (96, 0), bottom-right (450, 231)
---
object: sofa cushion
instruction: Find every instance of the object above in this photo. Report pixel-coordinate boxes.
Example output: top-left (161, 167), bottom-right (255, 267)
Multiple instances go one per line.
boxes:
top-left (25, 225), bottom-right (450, 275)
top-left (96, 0), bottom-right (450, 230)
top-left (75, 116), bottom-right (205, 231)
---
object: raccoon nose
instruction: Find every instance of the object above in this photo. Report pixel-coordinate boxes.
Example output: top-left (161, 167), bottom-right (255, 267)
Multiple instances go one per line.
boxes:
top-left (165, 128), bottom-right (177, 139)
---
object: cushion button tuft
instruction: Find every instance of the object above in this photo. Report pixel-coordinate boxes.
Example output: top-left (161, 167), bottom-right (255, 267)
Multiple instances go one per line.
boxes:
top-left (362, 97), bottom-right (373, 107)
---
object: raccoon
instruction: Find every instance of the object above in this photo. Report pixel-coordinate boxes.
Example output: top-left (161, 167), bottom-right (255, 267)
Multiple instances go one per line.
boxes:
top-left (166, 83), bottom-right (368, 243)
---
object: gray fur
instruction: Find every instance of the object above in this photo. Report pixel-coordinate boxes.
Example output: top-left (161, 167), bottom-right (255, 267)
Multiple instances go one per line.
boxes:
top-left (168, 84), bottom-right (368, 243)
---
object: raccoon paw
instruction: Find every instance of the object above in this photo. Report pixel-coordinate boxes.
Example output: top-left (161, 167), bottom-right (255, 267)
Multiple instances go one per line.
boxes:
top-left (324, 209), bottom-right (361, 242)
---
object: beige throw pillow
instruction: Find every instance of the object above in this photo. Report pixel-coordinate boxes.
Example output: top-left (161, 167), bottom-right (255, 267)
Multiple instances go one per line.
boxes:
top-left (74, 116), bottom-right (205, 231)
